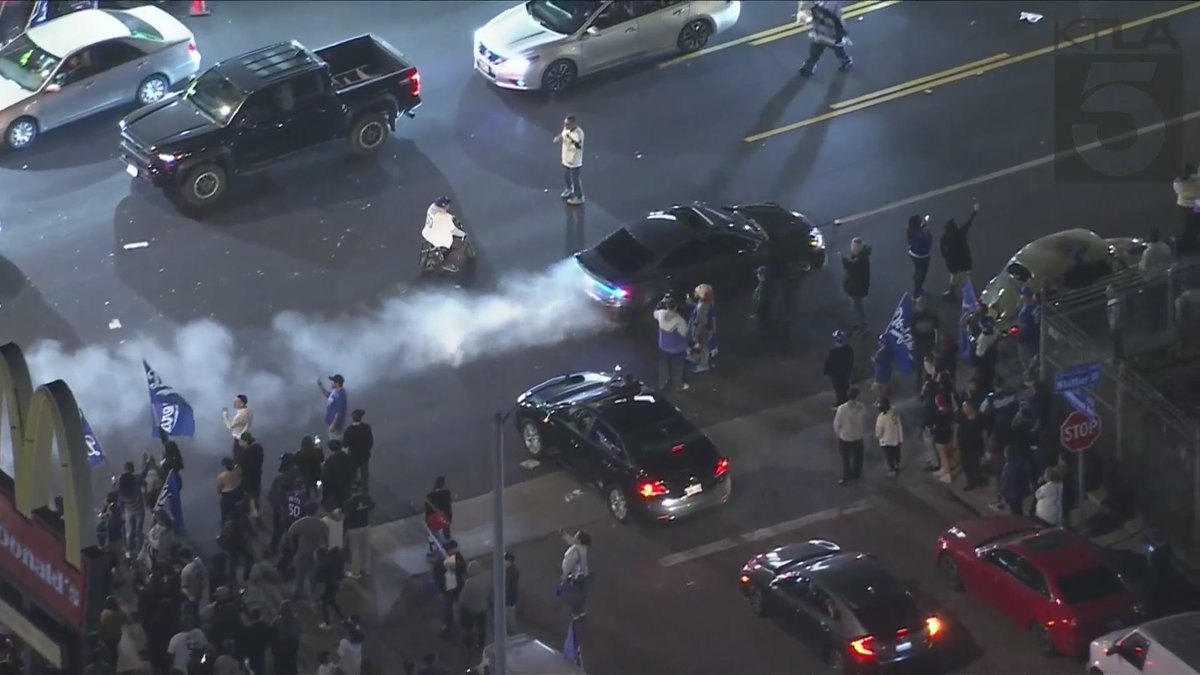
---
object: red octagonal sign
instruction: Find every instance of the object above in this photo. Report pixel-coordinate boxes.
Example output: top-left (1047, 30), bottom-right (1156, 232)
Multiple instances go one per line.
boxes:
top-left (1060, 410), bottom-right (1101, 453)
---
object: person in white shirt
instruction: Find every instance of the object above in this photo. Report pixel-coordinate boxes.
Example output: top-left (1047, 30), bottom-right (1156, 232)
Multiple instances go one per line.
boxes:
top-left (653, 294), bottom-right (691, 391)
top-left (1174, 162), bottom-right (1199, 225)
top-left (166, 615), bottom-right (208, 672)
top-left (554, 115), bottom-right (585, 205)
top-left (1139, 229), bottom-right (1173, 278)
top-left (221, 394), bottom-right (252, 454)
top-left (874, 396), bottom-right (903, 476)
top-left (1035, 467), bottom-right (1064, 525)
top-left (422, 197), bottom-right (468, 268)
top-left (833, 387), bottom-right (867, 485)
top-left (560, 529), bottom-right (591, 619)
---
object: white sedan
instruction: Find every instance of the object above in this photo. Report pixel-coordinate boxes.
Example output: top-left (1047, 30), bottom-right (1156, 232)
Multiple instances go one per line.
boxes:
top-left (0, 6), bottom-right (200, 150)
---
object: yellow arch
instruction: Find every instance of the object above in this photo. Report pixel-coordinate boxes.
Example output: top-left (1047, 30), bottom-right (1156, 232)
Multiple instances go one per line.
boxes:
top-left (0, 343), bottom-right (96, 568)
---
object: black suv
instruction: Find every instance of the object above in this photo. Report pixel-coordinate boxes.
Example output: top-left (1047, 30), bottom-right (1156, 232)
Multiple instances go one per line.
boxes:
top-left (119, 35), bottom-right (421, 209)
top-left (515, 370), bottom-right (730, 523)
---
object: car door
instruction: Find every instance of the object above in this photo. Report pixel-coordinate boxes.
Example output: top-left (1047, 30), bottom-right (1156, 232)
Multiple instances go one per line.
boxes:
top-left (704, 232), bottom-right (760, 288)
top-left (230, 89), bottom-right (290, 168)
top-left (588, 421), bottom-right (631, 487)
top-left (1007, 555), bottom-right (1054, 625)
top-left (631, 0), bottom-right (690, 51)
top-left (975, 548), bottom-right (1027, 623)
top-left (88, 39), bottom-right (148, 109)
top-left (274, 71), bottom-right (340, 148)
top-left (556, 407), bottom-right (604, 480)
top-left (580, 1), bottom-right (641, 72)
top-left (658, 239), bottom-right (708, 296)
top-left (775, 578), bottom-right (839, 653)
top-left (37, 46), bottom-right (107, 126)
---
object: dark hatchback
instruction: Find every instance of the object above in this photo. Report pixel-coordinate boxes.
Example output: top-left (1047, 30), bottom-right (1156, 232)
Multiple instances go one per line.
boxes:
top-left (574, 202), bottom-right (826, 315)
top-left (514, 370), bottom-right (730, 523)
top-left (740, 540), bottom-right (944, 674)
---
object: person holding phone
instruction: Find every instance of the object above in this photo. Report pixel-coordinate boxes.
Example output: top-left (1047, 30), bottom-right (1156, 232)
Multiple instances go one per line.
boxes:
top-left (554, 115), bottom-right (585, 205)
top-left (318, 374), bottom-right (348, 441)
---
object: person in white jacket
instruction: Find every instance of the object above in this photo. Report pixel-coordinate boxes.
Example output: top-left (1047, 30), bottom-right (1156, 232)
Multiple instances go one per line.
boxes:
top-left (1035, 468), bottom-right (1063, 526)
top-left (221, 394), bottom-right (252, 454)
top-left (874, 397), bottom-right (903, 476)
top-left (422, 197), bottom-right (468, 267)
top-left (554, 115), bottom-right (585, 205)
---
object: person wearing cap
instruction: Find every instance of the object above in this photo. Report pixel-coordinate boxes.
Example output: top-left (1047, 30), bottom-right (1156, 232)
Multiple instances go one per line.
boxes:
top-left (841, 238), bottom-right (871, 334)
top-left (342, 409), bottom-right (374, 488)
top-left (1015, 287), bottom-right (1040, 376)
top-left (823, 330), bottom-right (854, 407)
top-left (221, 394), bottom-right (253, 454)
top-left (319, 375), bottom-right (348, 441)
top-left (905, 214), bottom-right (933, 298)
top-left (832, 387), bottom-right (867, 485)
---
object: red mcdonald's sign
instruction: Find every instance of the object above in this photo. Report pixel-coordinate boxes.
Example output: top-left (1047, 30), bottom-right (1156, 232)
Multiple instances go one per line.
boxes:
top-left (0, 491), bottom-right (86, 628)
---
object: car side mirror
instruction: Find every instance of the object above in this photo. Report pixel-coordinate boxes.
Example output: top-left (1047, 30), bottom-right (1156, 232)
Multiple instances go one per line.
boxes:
top-left (585, 26), bottom-right (600, 36)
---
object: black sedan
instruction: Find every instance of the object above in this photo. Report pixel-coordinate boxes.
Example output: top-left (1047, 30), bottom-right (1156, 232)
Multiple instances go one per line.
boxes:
top-left (515, 370), bottom-right (730, 523)
top-left (573, 202), bottom-right (827, 315)
top-left (740, 540), bottom-right (944, 674)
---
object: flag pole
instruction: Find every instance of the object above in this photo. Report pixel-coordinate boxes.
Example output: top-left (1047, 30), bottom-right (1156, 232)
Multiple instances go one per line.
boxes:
top-left (491, 412), bottom-right (508, 675)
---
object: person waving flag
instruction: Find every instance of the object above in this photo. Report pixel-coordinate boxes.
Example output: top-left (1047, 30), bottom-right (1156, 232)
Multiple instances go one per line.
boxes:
top-left (143, 360), bottom-right (196, 438)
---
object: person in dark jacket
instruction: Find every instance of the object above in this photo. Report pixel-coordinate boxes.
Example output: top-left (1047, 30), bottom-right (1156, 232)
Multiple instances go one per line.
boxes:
top-left (906, 214), bottom-right (933, 298)
top-left (823, 330), bottom-right (854, 407)
top-left (321, 439), bottom-right (355, 508)
top-left (238, 608), bottom-right (271, 675)
top-left (996, 446), bottom-right (1032, 515)
top-left (267, 453), bottom-right (303, 557)
top-left (342, 409), bottom-right (374, 488)
top-left (909, 296), bottom-right (940, 387)
top-left (939, 198), bottom-right (979, 299)
top-left (425, 476), bottom-right (453, 538)
top-left (841, 238), bottom-right (871, 333)
top-left (294, 436), bottom-right (324, 493)
top-left (236, 432), bottom-right (264, 518)
top-left (798, 0), bottom-right (852, 76)
top-left (956, 400), bottom-right (986, 490)
top-left (504, 552), bottom-right (519, 632)
top-left (432, 540), bottom-right (467, 634)
top-left (751, 265), bottom-right (783, 353)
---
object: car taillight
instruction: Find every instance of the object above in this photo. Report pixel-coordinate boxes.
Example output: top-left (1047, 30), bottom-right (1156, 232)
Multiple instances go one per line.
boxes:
top-left (409, 70), bottom-right (421, 97)
top-left (638, 480), bottom-right (668, 498)
top-left (925, 616), bottom-right (942, 638)
top-left (738, 575), bottom-right (750, 585)
top-left (715, 457), bottom-right (730, 478)
top-left (187, 41), bottom-right (198, 54)
top-left (849, 636), bottom-right (875, 658)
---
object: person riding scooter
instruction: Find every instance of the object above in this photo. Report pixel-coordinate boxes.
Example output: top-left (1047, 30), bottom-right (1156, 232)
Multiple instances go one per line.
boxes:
top-left (422, 197), bottom-right (469, 272)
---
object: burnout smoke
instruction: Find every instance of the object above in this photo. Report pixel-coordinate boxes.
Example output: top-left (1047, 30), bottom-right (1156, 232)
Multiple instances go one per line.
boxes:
top-left (22, 259), bottom-right (610, 459)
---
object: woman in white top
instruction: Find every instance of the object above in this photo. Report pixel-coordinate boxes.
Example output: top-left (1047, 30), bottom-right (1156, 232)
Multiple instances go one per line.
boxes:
top-left (1035, 467), bottom-right (1064, 526)
top-left (1173, 162), bottom-right (1199, 227)
top-left (874, 397), bottom-right (903, 476)
top-left (560, 529), bottom-right (591, 620)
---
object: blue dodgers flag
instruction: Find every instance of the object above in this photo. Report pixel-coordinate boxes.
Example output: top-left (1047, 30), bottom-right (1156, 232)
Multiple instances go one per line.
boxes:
top-left (563, 619), bottom-right (583, 667)
top-left (143, 360), bottom-right (196, 438)
top-left (882, 292), bottom-right (915, 375)
top-left (960, 278), bottom-right (978, 359)
top-left (80, 410), bottom-right (104, 469)
top-left (156, 468), bottom-right (186, 533)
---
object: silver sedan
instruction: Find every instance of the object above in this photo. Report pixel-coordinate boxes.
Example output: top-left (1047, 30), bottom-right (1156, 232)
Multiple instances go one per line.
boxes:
top-left (474, 0), bottom-right (741, 92)
top-left (0, 6), bottom-right (200, 150)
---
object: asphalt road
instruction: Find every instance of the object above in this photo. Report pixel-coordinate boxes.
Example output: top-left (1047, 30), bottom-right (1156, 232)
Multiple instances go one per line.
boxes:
top-left (1, 1), bottom-right (1198, 670)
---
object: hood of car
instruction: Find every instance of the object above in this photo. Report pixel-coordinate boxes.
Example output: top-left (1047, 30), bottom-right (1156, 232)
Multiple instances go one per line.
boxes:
top-left (946, 515), bottom-right (1040, 551)
top-left (477, 3), bottom-right (567, 57)
top-left (121, 94), bottom-right (216, 149)
top-left (0, 75), bottom-right (35, 113)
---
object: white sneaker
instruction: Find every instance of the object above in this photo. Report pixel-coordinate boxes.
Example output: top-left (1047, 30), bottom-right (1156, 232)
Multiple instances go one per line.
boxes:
top-left (346, 572), bottom-right (361, 579)
top-left (679, 383), bottom-right (690, 391)
top-left (318, 622), bottom-right (330, 630)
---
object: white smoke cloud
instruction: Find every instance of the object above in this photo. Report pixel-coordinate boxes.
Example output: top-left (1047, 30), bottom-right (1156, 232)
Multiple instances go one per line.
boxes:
top-left (22, 259), bottom-right (611, 461)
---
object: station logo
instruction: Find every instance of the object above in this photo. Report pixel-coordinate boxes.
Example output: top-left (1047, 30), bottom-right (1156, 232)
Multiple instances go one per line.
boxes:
top-left (1053, 16), bottom-right (1183, 182)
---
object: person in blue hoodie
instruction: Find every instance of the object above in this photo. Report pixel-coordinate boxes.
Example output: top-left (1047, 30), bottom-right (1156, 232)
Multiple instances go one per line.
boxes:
top-left (906, 214), bottom-right (933, 298)
top-left (1016, 287), bottom-right (1040, 376)
top-left (995, 446), bottom-right (1032, 515)
top-left (654, 294), bottom-right (691, 391)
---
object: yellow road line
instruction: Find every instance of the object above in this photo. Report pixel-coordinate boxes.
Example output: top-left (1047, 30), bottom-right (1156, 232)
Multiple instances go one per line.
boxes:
top-left (745, 2), bottom-right (1200, 144)
top-left (751, 0), bottom-right (900, 46)
top-left (658, 0), bottom-right (879, 69)
top-left (830, 53), bottom-right (1011, 109)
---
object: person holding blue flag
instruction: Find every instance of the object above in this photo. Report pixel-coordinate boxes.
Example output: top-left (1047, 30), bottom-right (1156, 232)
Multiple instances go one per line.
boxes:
top-left (144, 360), bottom-right (197, 439)
top-left (939, 198), bottom-right (979, 299)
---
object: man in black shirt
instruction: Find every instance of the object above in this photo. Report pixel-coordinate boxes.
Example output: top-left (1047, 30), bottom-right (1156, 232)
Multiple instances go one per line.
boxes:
top-left (425, 476), bottom-right (453, 538)
top-left (910, 296), bottom-right (941, 386)
top-left (344, 482), bottom-right (376, 578)
top-left (238, 608), bottom-right (271, 675)
top-left (342, 409), bottom-right (374, 489)
top-left (956, 400), bottom-right (986, 490)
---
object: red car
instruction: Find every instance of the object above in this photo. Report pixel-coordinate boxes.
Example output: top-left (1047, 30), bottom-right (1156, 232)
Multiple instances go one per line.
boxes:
top-left (935, 515), bottom-right (1143, 657)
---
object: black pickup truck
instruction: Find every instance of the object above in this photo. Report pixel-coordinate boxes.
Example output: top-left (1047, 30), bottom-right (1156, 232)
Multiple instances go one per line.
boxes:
top-left (119, 34), bottom-right (421, 208)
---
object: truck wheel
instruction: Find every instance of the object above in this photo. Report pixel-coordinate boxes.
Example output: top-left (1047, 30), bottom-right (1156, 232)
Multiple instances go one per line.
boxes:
top-left (5, 117), bottom-right (38, 151)
top-left (178, 162), bottom-right (227, 208)
top-left (349, 113), bottom-right (389, 155)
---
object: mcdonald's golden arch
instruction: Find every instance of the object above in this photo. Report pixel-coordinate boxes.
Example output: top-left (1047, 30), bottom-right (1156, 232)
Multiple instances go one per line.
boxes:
top-left (0, 342), bottom-right (96, 629)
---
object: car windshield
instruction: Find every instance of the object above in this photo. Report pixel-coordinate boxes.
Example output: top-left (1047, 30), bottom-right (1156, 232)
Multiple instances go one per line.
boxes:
top-left (104, 9), bottom-right (163, 41)
top-left (1056, 566), bottom-right (1126, 605)
top-left (850, 592), bottom-right (922, 635)
top-left (0, 35), bottom-right (60, 91)
top-left (525, 0), bottom-right (600, 35)
top-left (183, 68), bottom-right (245, 126)
top-left (1006, 261), bottom-right (1032, 283)
top-left (594, 228), bottom-right (655, 276)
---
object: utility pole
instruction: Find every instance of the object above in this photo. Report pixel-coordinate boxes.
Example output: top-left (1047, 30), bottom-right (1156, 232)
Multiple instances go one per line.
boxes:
top-left (490, 412), bottom-right (508, 675)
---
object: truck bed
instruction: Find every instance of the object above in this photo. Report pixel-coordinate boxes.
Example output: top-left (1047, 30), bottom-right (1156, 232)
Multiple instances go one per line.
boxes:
top-left (314, 34), bottom-right (411, 92)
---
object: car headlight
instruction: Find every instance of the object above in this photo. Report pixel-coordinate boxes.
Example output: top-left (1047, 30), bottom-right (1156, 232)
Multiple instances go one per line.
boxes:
top-left (156, 153), bottom-right (177, 164)
top-left (500, 54), bottom-right (539, 72)
top-left (810, 230), bottom-right (825, 249)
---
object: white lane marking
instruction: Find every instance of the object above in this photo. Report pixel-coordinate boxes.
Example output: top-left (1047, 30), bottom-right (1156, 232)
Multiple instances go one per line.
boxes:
top-left (836, 109), bottom-right (1200, 225)
top-left (658, 498), bottom-right (875, 567)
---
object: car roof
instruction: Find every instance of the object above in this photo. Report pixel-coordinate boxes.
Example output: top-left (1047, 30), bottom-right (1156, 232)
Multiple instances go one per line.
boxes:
top-left (27, 9), bottom-right (128, 58)
top-left (625, 215), bottom-right (696, 256)
top-left (1010, 228), bottom-right (1109, 277)
top-left (807, 553), bottom-right (910, 606)
top-left (218, 40), bottom-right (324, 91)
top-left (1141, 612), bottom-right (1200, 668)
top-left (1004, 528), bottom-right (1106, 574)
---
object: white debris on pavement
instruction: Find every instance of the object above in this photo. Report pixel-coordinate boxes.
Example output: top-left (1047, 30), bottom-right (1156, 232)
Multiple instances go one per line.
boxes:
top-left (122, 241), bottom-right (150, 250)
top-left (108, 319), bottom-right (122, 330)
top-left (1019, 11), bottom-right (1044, 23)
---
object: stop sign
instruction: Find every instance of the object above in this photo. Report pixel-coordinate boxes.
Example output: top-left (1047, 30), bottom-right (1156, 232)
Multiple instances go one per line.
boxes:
top-left (1060, 410), bottom-right (1101, 452)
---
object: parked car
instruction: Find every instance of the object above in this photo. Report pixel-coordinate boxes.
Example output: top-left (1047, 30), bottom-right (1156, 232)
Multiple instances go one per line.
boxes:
top-left (575, 201), bottom-right (826, 318)
top-left (936, 515), bottom-right (1143, 657)
top-left (0, 5), bottom-right (198, 150)
top-left (514, 369), bottom-right (730, 523)
top-left (739, 539), bottom-right (943, 674)
top-left (980, 229), bottom-right (1145, 330)
top-left (479, 634), bottom-right (589, 675)
top-left (1088, 612), bottom-right (1200, 675)
top-left (473, 0), bottom-right (741, 92)
top-left (0, 0), bottom-right (95, 47)
top-left (119, 35), bottom-right (421, 209)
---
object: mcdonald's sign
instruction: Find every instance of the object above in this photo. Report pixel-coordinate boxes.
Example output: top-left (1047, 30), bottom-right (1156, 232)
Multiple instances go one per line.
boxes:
top-left (0, 342), bottom-right (101, 646)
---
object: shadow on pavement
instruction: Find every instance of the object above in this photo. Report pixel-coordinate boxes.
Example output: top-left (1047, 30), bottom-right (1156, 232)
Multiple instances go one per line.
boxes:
top-left (0, 254), bottom-right (82, 349)
top-left (0, 107), bottom-right (128, 171)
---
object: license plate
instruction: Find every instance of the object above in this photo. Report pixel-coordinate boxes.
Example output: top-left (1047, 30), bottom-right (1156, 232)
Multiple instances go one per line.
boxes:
top-left (685, 483), bottom-right (703, 497)
top-left (896, 641), bottom-right (912, 653)
top-left (125, 163), bottom-right (138, 178)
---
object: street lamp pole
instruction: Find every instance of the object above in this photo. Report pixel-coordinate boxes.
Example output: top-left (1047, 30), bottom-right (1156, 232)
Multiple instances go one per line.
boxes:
top-left (490, 411), bottom-right (508, 675)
